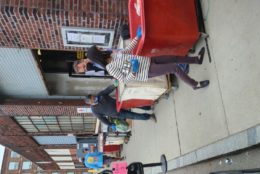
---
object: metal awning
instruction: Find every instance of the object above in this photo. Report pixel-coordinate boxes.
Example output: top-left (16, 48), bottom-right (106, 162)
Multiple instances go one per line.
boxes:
top-left (0, 48), bottom-right (48, 98)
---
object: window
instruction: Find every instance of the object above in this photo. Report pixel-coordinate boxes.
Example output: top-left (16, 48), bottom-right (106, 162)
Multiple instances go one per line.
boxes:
top-left (33, 136), bottom-right (76, 145)
top-left (14, 116), bottom-right (96, 133)
top-left (52, 172), bottom-right (60, 174)
top-left (57, 162), bottom-right (75, 169)
top-left (51, 156), bottom-right (72, 161)
top-left (8, 162), bottom-right (19, 170)
top-left (10, 151), bottom-right (20, 158)
top-left (22, 161), bottom-right (32, 170)
top-left (33, 50), bottom-right (78, 73)
top-left (45, 149), bottom-right (71, 155)
top-left (59, 166), bottom-right (75, 169)
top-left (67, 172), bottom-right (75, 174)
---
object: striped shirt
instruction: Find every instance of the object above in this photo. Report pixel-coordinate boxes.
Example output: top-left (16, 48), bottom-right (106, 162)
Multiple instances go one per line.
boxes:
top-left (106, 37), bottom-right (151, 83)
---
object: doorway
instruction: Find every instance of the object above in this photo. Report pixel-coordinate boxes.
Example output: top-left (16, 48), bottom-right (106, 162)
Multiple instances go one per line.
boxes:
top-left (33, 49), bottom-right (113, 96)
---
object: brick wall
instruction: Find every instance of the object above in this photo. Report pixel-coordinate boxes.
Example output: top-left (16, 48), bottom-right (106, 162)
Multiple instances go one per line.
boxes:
top-left (0, 83), bottom-right (103, 170)
top-left (0, 116), bottom-right (60, 170)
top-left (1, 148), bottom-right (89, 174)
top-left (0, 99), bottom-right (90, 116)
top-left (0, 0), bottom-right (129, 50)
top-left (0, 99), bottom-right (94, 170)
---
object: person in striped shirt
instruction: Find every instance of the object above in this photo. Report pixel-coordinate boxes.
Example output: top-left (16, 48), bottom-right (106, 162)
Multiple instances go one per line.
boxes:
top-left (87, 26), bottom-right (210, 90)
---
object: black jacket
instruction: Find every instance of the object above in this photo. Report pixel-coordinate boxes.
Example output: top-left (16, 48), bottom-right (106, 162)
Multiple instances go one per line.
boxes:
top-left (87, 63), bottom-right (108, 75)
top-left (91, 85), bottom-right (117, 126)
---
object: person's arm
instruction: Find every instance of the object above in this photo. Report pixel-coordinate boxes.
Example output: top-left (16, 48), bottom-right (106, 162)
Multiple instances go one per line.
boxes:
top-left (93, 113), bottom-right (113, 126)
top-left (124, 73), bottom-right (136, 83)
top-left (97, 85), bottom-right (116, 97)
top-left (121, 37), bottom-right (139, 54)
top-left (121, 26), bottom-right (142, 54)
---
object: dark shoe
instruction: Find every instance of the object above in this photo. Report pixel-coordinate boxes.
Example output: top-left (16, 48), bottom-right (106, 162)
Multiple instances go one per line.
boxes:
top-left (150, 114), bottom-right (157, 123)
top-left (193, 80), bottom-right (210, 90)
top-left (170, 74), bottom-right (178, 87)
top-left (198, 47), bottom-right (205, 64)
top-left (184, 64), bottom-right (190, 74)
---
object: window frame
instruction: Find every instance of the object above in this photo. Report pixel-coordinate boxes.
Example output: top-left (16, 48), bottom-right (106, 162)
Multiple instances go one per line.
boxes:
top-left (10, 151), bottom-right (20, 158)
top-left (14, 115), bottom-right (96, 133)
top-left (8, 162), bottom-right (19, 170)
top-left (22, 161), bottom-right (32, 170)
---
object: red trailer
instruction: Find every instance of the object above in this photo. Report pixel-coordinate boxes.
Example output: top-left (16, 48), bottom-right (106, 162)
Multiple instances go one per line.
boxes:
top-left (116, 0), bottom-right (201, 111)
top-left (129, 0), bottom-right (200, 57)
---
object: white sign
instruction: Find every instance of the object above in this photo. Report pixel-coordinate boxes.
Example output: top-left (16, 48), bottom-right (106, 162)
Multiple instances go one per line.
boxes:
top-left (61, 27), bottom-right (114, 48)
top-left (93, 35), bottom-right (106, 43)
top-left (80, 34), bottom-right (92, 43)
top-left (77, 108), bottom-right (92, 113)
top-left (67, 33), bottom-right (80, 42)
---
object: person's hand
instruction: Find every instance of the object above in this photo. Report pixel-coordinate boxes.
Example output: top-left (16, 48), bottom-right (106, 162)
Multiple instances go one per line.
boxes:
top-left (131, 59), bottom-right (139, 73)
top-left (136, 26), bottom-right (142, 39)
top-left (84, 96), bottom-right (90, 104)
top-left (111, 124), bottom-right (117, 132)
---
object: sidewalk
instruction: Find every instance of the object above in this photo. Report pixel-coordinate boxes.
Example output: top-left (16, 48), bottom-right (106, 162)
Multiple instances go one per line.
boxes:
top-left (123, 0), bottom-right (260, 173)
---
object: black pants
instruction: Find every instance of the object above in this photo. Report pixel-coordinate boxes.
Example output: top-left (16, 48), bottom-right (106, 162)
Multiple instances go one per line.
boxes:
top-left (117, 110), bottom-right (151, 120)
top-left (148, 56), bottom-right (200, 88)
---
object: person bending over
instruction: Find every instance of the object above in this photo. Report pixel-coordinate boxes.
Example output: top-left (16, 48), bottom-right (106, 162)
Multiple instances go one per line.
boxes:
top-left (84, 84), bottom-right (156, 130)
top-left (84, 26), bottom-right (209, 90)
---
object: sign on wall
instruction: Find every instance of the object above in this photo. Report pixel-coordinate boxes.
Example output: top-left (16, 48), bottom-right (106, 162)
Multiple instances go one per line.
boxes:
top-left (77, 107), bottom-right (92, 113)
top-left (61, 27), bottom-right (114, 48)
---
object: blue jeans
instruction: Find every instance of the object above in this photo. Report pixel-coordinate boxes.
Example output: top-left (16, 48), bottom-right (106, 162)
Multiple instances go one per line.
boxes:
top-left (117, 110), bottom-right (151, 120)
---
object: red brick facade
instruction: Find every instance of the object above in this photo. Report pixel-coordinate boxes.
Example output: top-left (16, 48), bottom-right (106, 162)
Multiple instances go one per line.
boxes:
top-left (0, 0), bottom-right (128, 50)
top-left (0, 99), bottom-right (94, 170)
top-left (0, 99), bottom-right (88, 116)
top-left (0, 116), bottom-right (60, 170)
top-left (0, 0), bottom-right (128, 170)
top-left (1, 148), bottom-right (89, 173)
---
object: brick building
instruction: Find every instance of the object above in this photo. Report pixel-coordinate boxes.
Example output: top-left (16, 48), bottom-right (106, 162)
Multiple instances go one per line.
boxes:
top-left (1, 147), bottom-right (90, 174)
top-left (0, 0), bottom-right (129, 171)
top-left (0, 0), bottom-right (128, 50)
top-left (0, 99), bottom-right (99, 170)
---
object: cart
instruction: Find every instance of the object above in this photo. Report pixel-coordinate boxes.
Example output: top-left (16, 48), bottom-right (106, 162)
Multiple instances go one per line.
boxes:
top-left (129, 0), bottom-right (200, 57)
top-left (116, 75), bottom-right (172, 112)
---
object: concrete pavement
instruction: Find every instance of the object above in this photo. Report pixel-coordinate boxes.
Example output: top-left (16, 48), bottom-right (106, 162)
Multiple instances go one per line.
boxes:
top-left (167, 146), bottom-right (260, 174)
top-left (123, 0), bottom-right (260, 173)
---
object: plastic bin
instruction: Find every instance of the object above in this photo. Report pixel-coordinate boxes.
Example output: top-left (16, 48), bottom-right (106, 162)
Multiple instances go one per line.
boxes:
top-left (129, 0), bottom-right (200, 57)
